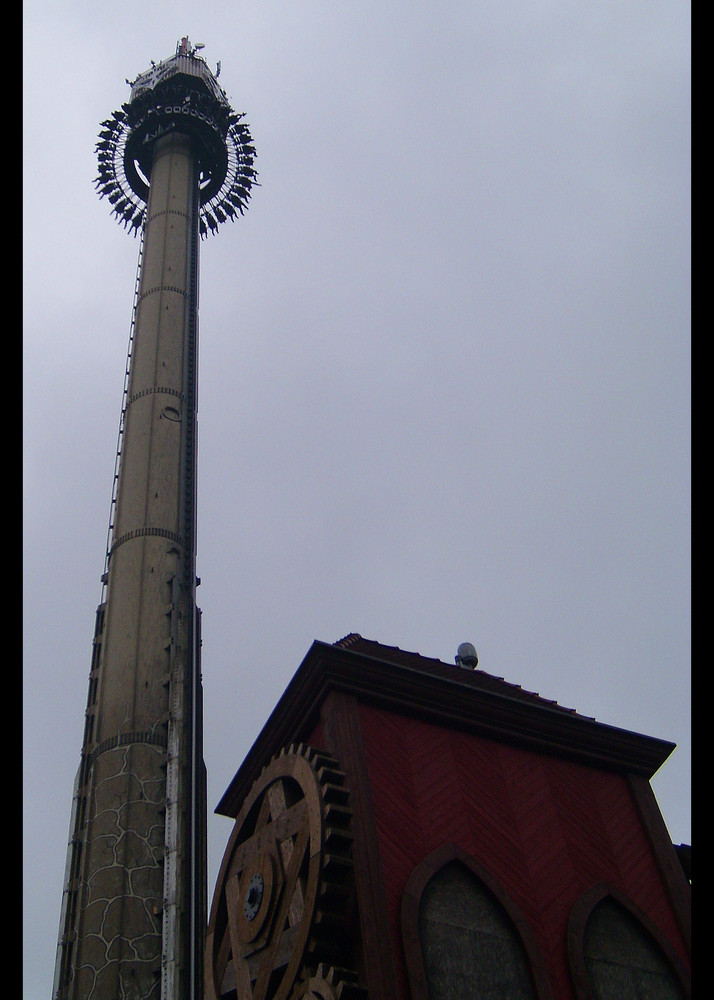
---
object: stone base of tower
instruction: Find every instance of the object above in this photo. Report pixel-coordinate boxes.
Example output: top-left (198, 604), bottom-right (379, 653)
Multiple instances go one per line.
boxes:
top-left (69, 744), bottom-right (166, 998)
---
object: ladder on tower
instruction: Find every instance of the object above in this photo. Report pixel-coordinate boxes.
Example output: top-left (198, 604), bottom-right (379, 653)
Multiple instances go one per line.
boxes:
top-left (100, 223), bottom-right (145, 602)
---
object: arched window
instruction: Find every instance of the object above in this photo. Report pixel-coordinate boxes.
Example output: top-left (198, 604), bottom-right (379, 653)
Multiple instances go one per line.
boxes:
top-left (401, 843), bottom-right (552, 1000)
top-left (567, 884), bottom-right (690, 1000)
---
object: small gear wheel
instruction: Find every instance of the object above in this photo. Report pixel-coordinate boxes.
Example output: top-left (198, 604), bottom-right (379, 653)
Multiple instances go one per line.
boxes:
top-left (289, 964), bottom-right (368, 1000)
top-left (205, 745), bottom-right (354, 1000)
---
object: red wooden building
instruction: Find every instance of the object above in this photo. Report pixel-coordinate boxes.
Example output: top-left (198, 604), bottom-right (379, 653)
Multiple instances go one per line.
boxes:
top-left (204, 634), bottom-right (691, 1000)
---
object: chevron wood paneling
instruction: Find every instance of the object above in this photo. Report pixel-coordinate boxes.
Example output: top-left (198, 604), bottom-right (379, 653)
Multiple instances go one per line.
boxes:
top-left (452, 730), bottom-right (536, 904)
top-left (357, 710), bottom-right (425, 928)
top-left (497, 743), bottom-right (579, 997)
top-left (595, 776), bottom-right (689, 965)
top-left (545, 757), bottom-right (621, 886)
top-left (353, 702), bottom-right (687, 999)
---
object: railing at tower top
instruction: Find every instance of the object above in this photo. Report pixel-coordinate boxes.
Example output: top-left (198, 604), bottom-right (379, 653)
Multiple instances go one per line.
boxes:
top-left (100, 222), bottom-right (146, 602)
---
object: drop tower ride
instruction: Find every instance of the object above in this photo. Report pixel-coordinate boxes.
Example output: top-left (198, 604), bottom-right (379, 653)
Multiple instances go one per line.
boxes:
top-left (54, 39), bottom-right (256, 1000)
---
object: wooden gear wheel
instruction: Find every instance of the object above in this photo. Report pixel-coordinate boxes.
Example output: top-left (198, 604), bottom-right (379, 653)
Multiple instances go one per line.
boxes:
top-left (288, 964), bottom-right (367, 1000)
top-left (205, 744), bottom-right (355, 1000)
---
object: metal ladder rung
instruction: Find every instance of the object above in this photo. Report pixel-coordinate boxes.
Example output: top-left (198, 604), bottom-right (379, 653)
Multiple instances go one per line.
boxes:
top-left (101, 222), bottom-right (145, 594)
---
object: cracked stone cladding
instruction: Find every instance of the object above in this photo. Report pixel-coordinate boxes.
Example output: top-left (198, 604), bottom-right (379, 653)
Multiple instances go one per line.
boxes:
top-left (74, 741), bottom-right (166, 999)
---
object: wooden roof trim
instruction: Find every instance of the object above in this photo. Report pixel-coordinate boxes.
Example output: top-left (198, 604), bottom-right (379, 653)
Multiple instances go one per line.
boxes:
top-left (215, 639), bottom-right (675, 817)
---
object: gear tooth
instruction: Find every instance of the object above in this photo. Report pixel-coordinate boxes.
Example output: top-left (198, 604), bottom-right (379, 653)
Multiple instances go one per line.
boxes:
top-left (321, 782), bottom-right (350, 809)
top-left (331, 967), bottom-right (367, 1000)
top-left (324, 802), bottom-right (352, 836)
top-left (292, 964), bottom-right (366, 1000)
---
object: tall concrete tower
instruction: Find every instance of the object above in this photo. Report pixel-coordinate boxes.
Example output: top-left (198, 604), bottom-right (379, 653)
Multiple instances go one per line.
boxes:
top-left (54, 39), bottom-right (256, 1000)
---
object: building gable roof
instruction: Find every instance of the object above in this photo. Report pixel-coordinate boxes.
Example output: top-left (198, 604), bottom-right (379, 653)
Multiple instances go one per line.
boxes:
top-left (333, 633), bottom-right (588, 715)
top-left (215, 634), bottom-right (675, 818)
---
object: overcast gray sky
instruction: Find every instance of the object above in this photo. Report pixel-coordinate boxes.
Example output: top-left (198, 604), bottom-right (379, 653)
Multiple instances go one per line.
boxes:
top-left (24, 2), bottom-right (690, 997)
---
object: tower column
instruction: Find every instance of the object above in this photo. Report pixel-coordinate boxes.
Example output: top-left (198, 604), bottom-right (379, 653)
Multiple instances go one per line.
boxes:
top-left (54, 40), bottom-right (256, 1000)
top-left (99, 130), bottom-right (198, 744)
top-left (57, 131), bottom-right (201, 1000)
